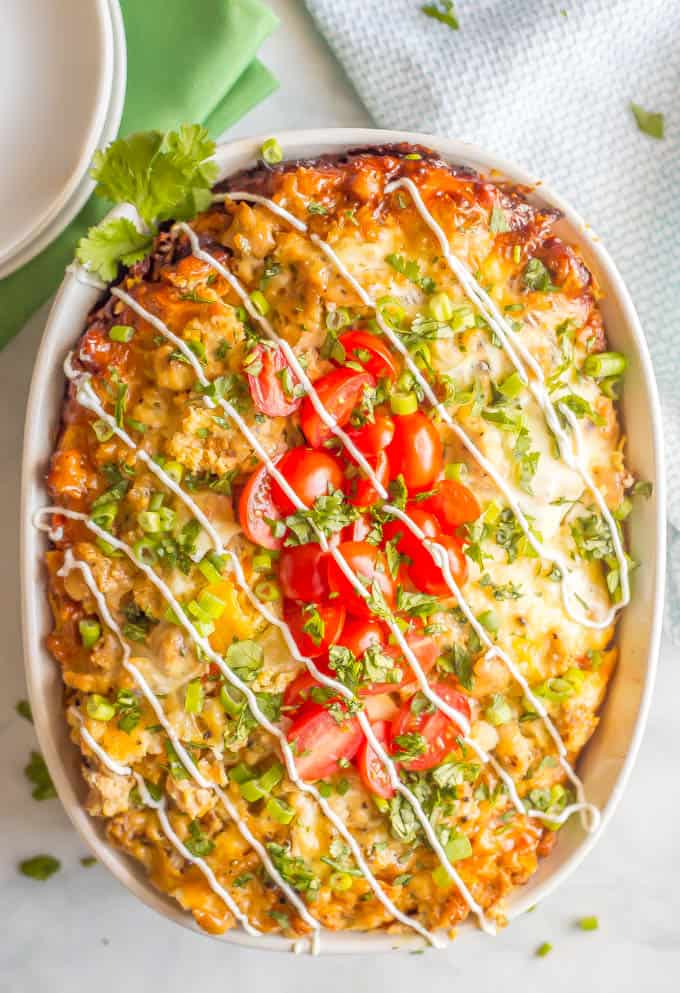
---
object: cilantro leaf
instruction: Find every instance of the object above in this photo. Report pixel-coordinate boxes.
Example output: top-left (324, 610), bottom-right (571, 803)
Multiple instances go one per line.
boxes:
top-left (76, 217), bottom-right (153, 282)
top-left (421, 1), bottom-right (459, 30)
top-left (90, 125), bottom-right (217, 226)
top-left (630, 102), bottom-right (664, 140)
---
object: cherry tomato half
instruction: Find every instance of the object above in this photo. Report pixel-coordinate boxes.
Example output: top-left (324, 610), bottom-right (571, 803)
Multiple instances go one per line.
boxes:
top-left (382, 506), bottom-right (440, 561)
top-left (418, 479), bottom-right (481, 531)
top-left (341, 513), bottom-right (373, 543)
top-left (387, 412), bottom-right (443, 493)
top-left (238, 461), bottom-right (283, 550)
top-left (327, 541), bottom-right (396, 620)
top-left (284, 600), bottom-right (346, 659)
top-left (390, 682), bottom-right (471, 771)
top-left (278, 545), bottom-right (329, 602)
top-left (338, 330), bottom-right (399, 382)
top-left (300, 368), bottom-right (375, 448)
top-left (336, 617), bottom-right (388, 658)
top-left (408, 533), bottom-right (468, 595)
top-left (287, 703), bottom-right (363, 781)
top-left (283, 671), bottom-right (323, 711)
top-left (345, 449), bottom-right (389, 508)
top-left (270, 447), bottom-right (343, 516)
top-left (356, 720), bottom-right (395, 799)
top-left (246, 344), bottom-right (301, 417)
top-left (345, 413), bottom-right (395, 457)
top-left (362, 626), bottom-right (440, 695)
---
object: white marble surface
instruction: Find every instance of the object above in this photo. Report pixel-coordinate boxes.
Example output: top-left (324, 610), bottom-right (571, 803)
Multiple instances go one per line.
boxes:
top-left (1, 2), bottom-right (678, 989)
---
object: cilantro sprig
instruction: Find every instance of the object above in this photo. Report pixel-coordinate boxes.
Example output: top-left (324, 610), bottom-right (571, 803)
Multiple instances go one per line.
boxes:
top-left (76, 124), bottom-right (218, 282)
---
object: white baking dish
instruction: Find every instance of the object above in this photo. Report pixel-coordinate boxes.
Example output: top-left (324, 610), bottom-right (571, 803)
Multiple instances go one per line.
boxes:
top-left (20, 129), bottom-right (666, 953)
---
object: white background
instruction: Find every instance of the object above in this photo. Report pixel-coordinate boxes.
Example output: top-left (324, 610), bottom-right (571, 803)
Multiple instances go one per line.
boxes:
top-left (1, 2), bottom-right (678, 989)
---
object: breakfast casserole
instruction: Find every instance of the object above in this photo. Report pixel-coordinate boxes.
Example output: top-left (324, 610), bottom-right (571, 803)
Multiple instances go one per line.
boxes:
top-left (38, 140), bottom-right (644, 947)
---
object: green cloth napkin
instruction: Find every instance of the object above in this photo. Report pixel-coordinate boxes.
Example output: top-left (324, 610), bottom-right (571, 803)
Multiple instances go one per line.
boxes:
top-left (0, 0), bottom-right (278, 347)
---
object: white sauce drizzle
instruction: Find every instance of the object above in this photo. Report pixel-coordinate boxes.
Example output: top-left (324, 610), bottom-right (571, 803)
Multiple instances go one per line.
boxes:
top-left (56, 548), bottom-right (321, 936)
top-left (37, 507), bottom-right (447, 946)
top-left (108, 279), bottom-right (495, 932)
top-left (37, 171), bottom-right (616, 942)
top-left (201, 200), bottom-right (599, 828)
top-left (384, 176), bottom-right (629, 628)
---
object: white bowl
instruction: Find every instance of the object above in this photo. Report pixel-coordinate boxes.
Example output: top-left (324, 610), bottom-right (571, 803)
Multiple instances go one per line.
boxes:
top-left (0, 0), bottom-right (127, 280)
top-left (0, 0), bottom-right (115, 274)
top-left (20, 129), bottom-right (666, 954)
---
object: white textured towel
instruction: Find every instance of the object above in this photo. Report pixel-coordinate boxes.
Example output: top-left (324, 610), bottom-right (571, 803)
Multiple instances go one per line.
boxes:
top-left (306, 0), bottom-right (679, 634)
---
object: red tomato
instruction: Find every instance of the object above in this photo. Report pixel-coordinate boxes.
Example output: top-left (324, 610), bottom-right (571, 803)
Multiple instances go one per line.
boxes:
top-left (283, 671), bottom-right (322, 711)
top-left (336, 617), bottom-right (388, 658)
top-left (270, 448), bottom-right (343, 516)
top-left (238, 461), bottom-right (283, 550)
top-left (284, 601), bottom-right (346, 659)
top-left (326, 541), bottom-right (397, 620)
top-left (338, 330), bottom-right (399, 381)
top-left (387, 412), bottom-right (443, 493)
top-left (345, 413), bottom-right (395, 456)
top-left (300, 368), bottom-right (375, 448)
top-left (356, 720), bottom-right (395, 799)
top-left (287, 703), bottom-right (363, 780)
top-left (346, 449), bottom-right (389, 508)
top-left (341, 513), bottom-right (372, 543)
top-left (418, 479), bottom-right (481, 531)
top-left (408, 533), bottom-right (468, 595)
top-left (246, 344), bottom-right (301, 416)
top-left (390, 682), bottom-right (471, 771)
top-left (278, 545), bottom-right (329, 602)
top-left (382, 506), bottom-right (440, 561)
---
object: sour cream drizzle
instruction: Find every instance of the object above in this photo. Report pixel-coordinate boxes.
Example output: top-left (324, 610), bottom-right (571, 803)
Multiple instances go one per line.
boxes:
top-left (204, 197), bottom-right (599, 826)
top-left (36, 507), bottom-right (447, 946)
top-left (384, 176), bottom-right (629, 628)
top-left (222, 187), bottom-right (626, 630)
top-left (107, 284), bottom-right (497, 933)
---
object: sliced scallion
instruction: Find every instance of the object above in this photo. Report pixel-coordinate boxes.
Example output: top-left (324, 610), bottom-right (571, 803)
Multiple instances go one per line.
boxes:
top-left (184, 680), bottom-right (204, 715)
top-left (261, 137), bottom-right (283, 165)
top-left (78, 619), bottom-right (101, 649)
top-left (86, 694), bottom-right (115, 721)
top-left (250, 290), bottom-right (269, 316)
top-left (109, 324), bottom-right (135, 343)
top-left (265, 796), bottom-right (295, 825)
top-left (583, 351), bottom-right (627, 379)
top-left (390, 392), bottom-right (418, 415)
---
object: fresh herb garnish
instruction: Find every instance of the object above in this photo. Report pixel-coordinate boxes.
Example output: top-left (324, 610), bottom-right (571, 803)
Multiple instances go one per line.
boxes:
top-left (77, 125), bottom-right (218, 281)
top-left (386, 253), bottom-right (436, 295)
top-left (630, 102), bottom-right (664, 139)
top-left (421, 1), bottom-right (459, 30)
top-left (184, 819), bottom-right (215, 858)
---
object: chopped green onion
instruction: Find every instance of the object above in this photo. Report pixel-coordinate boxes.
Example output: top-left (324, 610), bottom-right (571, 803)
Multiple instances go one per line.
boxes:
top-left (498, 371), bottom-right (524, 399)
top-left (445, 834), bottom-right (472, 861)
top-left (260, 137), bottom-right (283, 164)
top-left (258, 762), bottom-right (284, 793)
top-left (158, 507), bottom-right (176, 531)
top-left (578, 915), bottom-right (599, 931)
top-left (252, 579), bottom-right (280, 602)
top-left (390, 392), bottom-right (418, 415)
top-left (220, 685), bottom-right (244, 717)
top-left (91, 501), bottom-right (118, 530)
top-left (96, 536), bottom-right (122, 558)
top-left (138, 510), bottom-right (161, 533)
top-left (86, 694), bottom-right (115, 721)
top-left (536, 942), bottom-right (553, 958)
top-left (192, 618), bottom-right (215, 638)
top-left (196, 591), bottom-right (226, 619)
top-left (376, 295), bottom-right (406, 329)
top-left (329, 871), bottom-right (353, 891)
top-left (583, 351), bottom-right (627, 379)
top-left (240, 778), bottom-right (267, 802)
top-left (250, 290), bottom-right (269, 316)
top-left (445, 462), bottom-right (468, 482)
top-left (252, 550), bottom-right (274, 572)
top-left (92, 419), bottom-right (114, 442)
top-left (162, 460), bottom-right (185, 484)
top-left (148, 492), bottom-right (164, 512)
top-left (325, 307), bottom-right (352, 332)
top-left (265, 796), bottom-right (296, 825)
top-left (184, 680), bottom-right (204, 715)
top-left (132, 537), bottom-right (158, 565)
top-left (477, 609), bottom-right (499, 634)
top-left (78, 619), bottom-right (101, 649)
top-left (198, 557), bottom-right (222, 585)
top-left (484, 693), bottom-right (512, 726)
top-left (228, 763), bottom-right (253, 784)
top-left (109, 324), bottom-right (135, 343)
top-left (428, 292), bottom-right (455, 322)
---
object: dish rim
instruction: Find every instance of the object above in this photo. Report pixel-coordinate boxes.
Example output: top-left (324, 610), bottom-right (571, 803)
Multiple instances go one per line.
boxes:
top-left (20, 128), bottom-right (667, 955)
